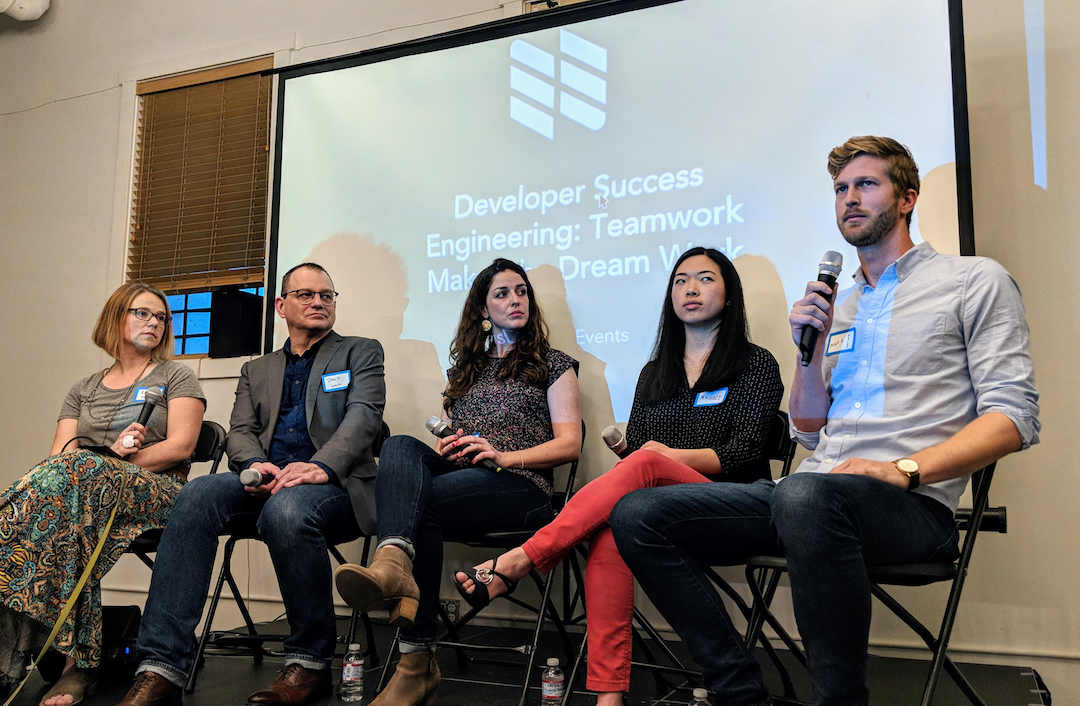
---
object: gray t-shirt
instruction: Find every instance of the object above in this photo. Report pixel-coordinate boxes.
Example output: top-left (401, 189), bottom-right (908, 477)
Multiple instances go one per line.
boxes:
top-left (59, 360), bottom-right (206, 470)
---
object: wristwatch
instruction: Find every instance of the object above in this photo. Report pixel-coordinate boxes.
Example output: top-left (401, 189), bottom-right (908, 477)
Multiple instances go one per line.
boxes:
top-left (893, 458), bottom-right (920, 490)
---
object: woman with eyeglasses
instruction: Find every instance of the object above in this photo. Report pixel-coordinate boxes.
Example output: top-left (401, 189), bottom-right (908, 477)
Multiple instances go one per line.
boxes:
top-left (334, 258), bottom-right (581, 706)
top-left (453, 248), bottom-right (783, 706)
top-left (0, 281), bottom-right (205, 706)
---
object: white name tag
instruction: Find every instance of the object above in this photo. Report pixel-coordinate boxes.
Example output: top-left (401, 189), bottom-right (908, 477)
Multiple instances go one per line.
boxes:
top-left (134, 386), bottom-right (163, 402)
top-left (826, 328), bottom-right (856, 356)
top-left (322, 370), bottom-right (351, 392)
top-left (694, 387), bottom-right (729, 407)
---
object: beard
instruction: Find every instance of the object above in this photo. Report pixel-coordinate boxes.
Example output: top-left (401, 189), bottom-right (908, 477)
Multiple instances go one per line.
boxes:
top-left (839, 199), bottom-right (901, 248)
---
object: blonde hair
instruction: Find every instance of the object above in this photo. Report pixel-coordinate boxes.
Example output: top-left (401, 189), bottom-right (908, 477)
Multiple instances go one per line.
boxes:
top-left (827, 136), bottom-right (920, 226)
top-left (92, 281), bottom-right (174, 362)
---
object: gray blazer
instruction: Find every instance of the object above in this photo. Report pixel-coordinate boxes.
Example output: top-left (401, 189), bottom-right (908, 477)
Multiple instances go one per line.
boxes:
top-left (225, 331), bottom-right (386, 534)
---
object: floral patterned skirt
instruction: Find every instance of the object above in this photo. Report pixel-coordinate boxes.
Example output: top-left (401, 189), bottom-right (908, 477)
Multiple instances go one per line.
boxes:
top-left (0, 449), bottom-right (183, 675)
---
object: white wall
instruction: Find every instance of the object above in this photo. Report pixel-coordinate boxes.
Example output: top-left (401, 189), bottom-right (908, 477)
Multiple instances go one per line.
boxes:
top-left (2, 0), bottom-right (1078, 700)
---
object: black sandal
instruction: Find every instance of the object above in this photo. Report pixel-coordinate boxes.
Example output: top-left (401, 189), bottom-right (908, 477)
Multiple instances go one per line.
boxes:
top-left (453, 558), bottom-right (518, 610)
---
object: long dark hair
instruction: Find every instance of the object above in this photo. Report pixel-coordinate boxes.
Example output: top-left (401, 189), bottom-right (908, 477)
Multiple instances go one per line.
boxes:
top-left (443, 259), bottom-right (551, 411)
top-left (640, 247), bottom-right (750, 403)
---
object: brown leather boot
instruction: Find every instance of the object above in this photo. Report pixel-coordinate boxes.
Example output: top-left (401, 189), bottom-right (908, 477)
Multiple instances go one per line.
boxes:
top-left (371, 650), bottom-right (440, 706)
top-left (335, 546), bottom-right (420, 626)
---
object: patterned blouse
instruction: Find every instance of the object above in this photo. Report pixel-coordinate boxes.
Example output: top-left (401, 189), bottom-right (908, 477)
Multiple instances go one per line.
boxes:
top-left (625, 344), bottom-right (783, 483)
top-left (448, 348), bottom-right (578, 495)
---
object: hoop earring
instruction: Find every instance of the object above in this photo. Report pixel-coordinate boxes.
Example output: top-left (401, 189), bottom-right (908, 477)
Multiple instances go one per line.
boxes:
top-left (481, 319), bottom-right (493, 332)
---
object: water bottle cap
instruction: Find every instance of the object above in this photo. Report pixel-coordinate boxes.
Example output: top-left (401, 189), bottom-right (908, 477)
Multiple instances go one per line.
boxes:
top-left (546, 657), bottom-right (559, 666)
top-left (348, 643), bottom-right (361, 651)
top-left (693, 688), bottom-right (708, 698)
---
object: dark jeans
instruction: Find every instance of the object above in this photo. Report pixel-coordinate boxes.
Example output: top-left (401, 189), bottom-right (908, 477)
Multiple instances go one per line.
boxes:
top-left (374, 435), bottom-right (554, 643)
top-left (611, 473), bottom-right (959, 706)
top-left (136, 472), bottom-right (361, 685)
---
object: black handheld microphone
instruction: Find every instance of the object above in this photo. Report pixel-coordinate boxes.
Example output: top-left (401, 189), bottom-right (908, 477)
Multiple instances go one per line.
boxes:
top-left (239, 468), bottom-right (274, 487)
top-left (799, 251), bottom-right (843, 367)
top-left (137, 387), bottom-right (165, 427)
top-left (425, 416), bottom-right (503, 473)
top-left (601, 425), bottom-right (630, 459)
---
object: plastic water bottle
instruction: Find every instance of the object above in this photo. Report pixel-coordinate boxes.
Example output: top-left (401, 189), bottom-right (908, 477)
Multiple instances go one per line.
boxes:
top-left (541, 657), bottom-right (565, 703)
top-left (689, 687), bottom-right (713, 706)
top-left (339, 643), bottom-right (364, 702)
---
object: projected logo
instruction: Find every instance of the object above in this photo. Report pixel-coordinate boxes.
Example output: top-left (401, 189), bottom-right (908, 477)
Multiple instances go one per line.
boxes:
top-left (509, 29), bottom-right (607, 140)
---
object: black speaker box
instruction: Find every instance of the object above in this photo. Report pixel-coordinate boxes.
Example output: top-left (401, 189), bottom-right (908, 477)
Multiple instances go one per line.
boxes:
top-left (101, 605), bottom-right (141, 676)
top-left (209, 289), bottom-right (263, 358)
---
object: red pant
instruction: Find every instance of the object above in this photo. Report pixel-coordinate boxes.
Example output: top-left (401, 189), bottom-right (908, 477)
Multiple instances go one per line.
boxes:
top-left (521, 450), bottom-right (710, 692)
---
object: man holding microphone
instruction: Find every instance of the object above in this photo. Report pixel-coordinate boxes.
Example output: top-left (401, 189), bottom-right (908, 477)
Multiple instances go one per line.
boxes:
top-left (611, 136), bottom-right (1040, 705)
top-left (118, 262), bottom-right (385, 706)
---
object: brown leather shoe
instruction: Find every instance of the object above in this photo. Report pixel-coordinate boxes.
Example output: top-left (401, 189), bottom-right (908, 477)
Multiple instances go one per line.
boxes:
top-left (116, 671), bottom-right (182, 706)
top-left (246, 664), bottom-right (331, 706)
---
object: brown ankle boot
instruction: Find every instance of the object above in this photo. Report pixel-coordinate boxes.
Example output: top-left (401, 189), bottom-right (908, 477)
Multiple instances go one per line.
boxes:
top-left (371, 651), bottom-right (440, 706)
top-left (334, 546), bottom-right (420, 626)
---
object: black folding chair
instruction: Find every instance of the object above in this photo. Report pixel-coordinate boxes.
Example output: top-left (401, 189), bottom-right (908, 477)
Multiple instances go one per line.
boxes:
top-left (184, 421), bottom-right (391, 693)
top-left (124, 420), bottom-right (227, 570)
top-left (376, 422), bottom-right (586, 706)
top-left (561, 410), bottom-right (798, 705)
top-left (742, 463), bottom-right (1004, 706)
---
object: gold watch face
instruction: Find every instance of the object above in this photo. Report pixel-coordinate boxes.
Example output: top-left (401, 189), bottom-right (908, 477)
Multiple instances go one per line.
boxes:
top-left (896, 458), bottom-right (919, 474)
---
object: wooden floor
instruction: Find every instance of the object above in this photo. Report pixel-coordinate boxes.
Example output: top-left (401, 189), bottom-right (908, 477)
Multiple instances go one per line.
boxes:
top-left (5, 617), bottom-right (1050, 706)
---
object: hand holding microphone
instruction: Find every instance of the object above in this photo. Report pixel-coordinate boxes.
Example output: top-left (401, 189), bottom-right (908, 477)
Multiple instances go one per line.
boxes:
top-left (240, 467), bottom-right (275, 487)
top-left (425, 416), bottom-right (503, 473)
top-left (793, 251), bottom-right (843, 366)
top-left (117, 387), bottom-right (165, 456)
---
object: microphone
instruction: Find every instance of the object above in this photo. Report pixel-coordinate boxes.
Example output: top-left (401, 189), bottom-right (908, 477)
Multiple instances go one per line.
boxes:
top-left (425, 416), bottom-right (503, 473)
top-left (137, 387), bottom-right (165, 427)
top-left (601, 425), bottom-right (630, 459)
top-left (799, 251), bottom-right (843, 367)
top-left (240, 468), bottom-right (274, 487)
top-left (123, 387), bottom-right (166, 450)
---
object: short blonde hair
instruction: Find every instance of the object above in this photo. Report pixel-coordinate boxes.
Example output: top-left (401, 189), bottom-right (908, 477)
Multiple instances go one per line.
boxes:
top-left (92, 282), bottom-right (175, 362)
top-left (828, 136), bottom-right (920, 226)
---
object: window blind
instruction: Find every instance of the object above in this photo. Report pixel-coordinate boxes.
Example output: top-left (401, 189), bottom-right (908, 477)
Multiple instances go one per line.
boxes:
top-left (128, 58), bottom-right (273, 292)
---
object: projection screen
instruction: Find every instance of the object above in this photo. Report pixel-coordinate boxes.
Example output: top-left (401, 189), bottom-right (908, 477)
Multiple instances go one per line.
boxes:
top-left (270, 0), bottom-right (970, 441)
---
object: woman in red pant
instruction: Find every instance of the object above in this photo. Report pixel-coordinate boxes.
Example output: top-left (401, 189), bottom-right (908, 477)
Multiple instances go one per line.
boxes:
top-left (454, 247), bottom-right (783, 706)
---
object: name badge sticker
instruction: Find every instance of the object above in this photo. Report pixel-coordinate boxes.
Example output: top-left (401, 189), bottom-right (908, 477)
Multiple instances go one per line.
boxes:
top-left (134, 386), bottom-right (163, 402)
top-left (826, 328), bottom-right (856, 356)
top-left (322, 370), bottom-right (351, 392)
top-left (694, 387), bottom-right (729, 407)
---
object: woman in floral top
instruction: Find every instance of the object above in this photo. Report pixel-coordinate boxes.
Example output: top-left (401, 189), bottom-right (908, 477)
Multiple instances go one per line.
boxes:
top-left (334, 258), bottom-right (581, 706)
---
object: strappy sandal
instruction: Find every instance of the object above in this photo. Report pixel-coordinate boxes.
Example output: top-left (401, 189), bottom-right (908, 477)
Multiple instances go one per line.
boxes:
top-left (453, 558), bottom-right (518, 610)
top-left (38, 666), bottom-right (96, 706)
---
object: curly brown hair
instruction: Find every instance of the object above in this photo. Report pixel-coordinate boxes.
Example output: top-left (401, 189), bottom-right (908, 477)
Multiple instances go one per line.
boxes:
top-left (443, 259), bottom-right (551, 412)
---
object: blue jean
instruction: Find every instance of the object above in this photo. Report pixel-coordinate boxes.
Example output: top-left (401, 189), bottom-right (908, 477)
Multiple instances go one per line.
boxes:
top-left (136, 472), bottom-right (361, 686)
top-left (611, 473), bottom-right (959, 706)
top-left (374, 435), bottom-right (553, 643)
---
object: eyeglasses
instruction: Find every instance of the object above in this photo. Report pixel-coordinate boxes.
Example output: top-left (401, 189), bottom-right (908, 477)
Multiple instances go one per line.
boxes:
top-left (282, 289), bottom-right (338, 305)
top-left (128, 308), bottom-right (171, 325)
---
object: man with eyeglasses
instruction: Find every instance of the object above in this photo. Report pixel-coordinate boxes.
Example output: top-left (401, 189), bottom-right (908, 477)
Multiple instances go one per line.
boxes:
top-left (119, 262), bottom-right (386, 706)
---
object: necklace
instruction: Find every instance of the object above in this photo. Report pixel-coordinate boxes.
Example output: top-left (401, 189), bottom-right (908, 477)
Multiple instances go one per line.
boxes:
top-left (87, 359), bottom-right (154, 446)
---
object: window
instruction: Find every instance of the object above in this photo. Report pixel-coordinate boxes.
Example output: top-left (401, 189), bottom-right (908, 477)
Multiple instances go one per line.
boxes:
top-left (128, 57), bottom-right (273, 355)
top-left (167, 292), bottom-right (212, 356)
top-left (167, 286), bottom-right (266, 357)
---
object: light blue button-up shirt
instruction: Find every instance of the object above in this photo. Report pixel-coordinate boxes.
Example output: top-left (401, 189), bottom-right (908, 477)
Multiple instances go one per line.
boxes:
top-left (791, 242), bottom-right (1040, 513)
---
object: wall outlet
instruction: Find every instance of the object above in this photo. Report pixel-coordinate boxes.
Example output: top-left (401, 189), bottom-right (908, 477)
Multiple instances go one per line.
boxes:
top-left (440, 599), bottom-right (460, 623)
